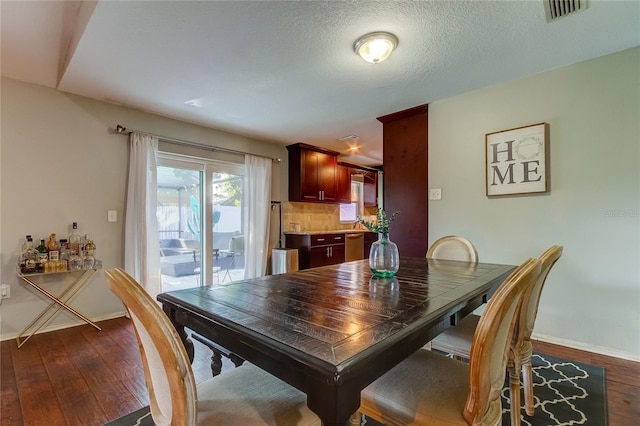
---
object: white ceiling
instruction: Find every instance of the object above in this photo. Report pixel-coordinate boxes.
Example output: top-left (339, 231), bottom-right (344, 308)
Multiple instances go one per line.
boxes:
top-left (2, 1), bottom-right (639, 166)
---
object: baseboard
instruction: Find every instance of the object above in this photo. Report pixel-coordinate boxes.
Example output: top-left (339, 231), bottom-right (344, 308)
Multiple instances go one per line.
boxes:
top-left (532, 332), bottom-right (640, 362)
top-left (0, 311), bottom-right (127, 342)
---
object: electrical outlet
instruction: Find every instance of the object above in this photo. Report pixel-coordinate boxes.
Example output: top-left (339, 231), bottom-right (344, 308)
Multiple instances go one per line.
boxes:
top-left (1, 284), bottom-right (10, 299)
top-left (108, 210), bottom-right (118, 222)
top-left (429, 188), bottom-right (442, 200)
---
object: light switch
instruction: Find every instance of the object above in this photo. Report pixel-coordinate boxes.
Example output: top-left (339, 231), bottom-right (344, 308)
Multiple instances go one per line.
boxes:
top-left (429, 188), bottom-right (442, 200)
top-left (108, 210), bottom-right (118, 222)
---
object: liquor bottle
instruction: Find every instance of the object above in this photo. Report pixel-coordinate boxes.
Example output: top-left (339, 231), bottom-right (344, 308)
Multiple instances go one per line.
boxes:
top-left (19, 235), bottom-right (31, 271)
top-left (35, 239), bottom-right (48, 273)
top-left (82, 251), bottom-right (95, 269)
top-left (36, 239), bottom-right (47, 254)
top-left (47, 233), bottom-right (60, 261)
top-left (67, 249), bottom-right (83, 271)
top-left (84, 238), bottom-right (96, 257)
top-left (59, 242), bottom-right (71, 271)
top-left (21, 235), bottom-right (32, 258)
top-left (21, 236), bottom-right (37, 273)
top-left (69, 222), bottom-right (81, 254)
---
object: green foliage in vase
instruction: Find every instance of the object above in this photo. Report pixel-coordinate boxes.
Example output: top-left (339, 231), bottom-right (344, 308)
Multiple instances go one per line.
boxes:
top-left (358, 208), bottom-right (400, 235)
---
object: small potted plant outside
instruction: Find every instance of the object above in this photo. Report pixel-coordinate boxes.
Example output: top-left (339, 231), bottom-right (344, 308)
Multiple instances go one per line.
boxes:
top-left (358, 208), bottom-right (400, 277)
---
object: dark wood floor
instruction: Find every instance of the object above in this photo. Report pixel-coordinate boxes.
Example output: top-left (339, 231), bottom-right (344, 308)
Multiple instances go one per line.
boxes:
top-left (1, 317), bottom-right (638, 425)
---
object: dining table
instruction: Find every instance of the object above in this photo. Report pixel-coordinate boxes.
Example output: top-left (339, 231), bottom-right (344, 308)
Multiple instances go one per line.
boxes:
top-left (157, 257), bottom-right (516, 425)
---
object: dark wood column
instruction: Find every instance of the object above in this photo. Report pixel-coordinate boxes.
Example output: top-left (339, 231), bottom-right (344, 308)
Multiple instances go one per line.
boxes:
top-left (377, 104), bottom-right (428, 257)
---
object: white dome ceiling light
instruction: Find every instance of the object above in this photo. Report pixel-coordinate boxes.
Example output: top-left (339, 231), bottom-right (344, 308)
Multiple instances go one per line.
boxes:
top-left (353, 32), bottom-right (398, 64)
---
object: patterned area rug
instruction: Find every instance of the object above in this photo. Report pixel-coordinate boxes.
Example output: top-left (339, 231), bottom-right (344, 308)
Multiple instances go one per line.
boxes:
top-left (500, 353), bottom-right (607, 426)
top-left (105, 353), bottom-right (606, 426)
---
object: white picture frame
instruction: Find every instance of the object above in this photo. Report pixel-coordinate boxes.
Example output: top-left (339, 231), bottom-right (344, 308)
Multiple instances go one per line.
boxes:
top-left (485, 123), bottom-right (549, 197)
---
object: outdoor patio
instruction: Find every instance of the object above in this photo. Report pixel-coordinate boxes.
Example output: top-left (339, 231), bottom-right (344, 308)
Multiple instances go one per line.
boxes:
top-left (161, 266), bottom-right (246, 292)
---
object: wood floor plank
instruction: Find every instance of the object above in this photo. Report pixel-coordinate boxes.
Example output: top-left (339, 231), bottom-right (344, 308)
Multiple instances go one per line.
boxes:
top-left (533, 339), bottom-right (640, 426)
top-left (1, 340), bottom-right (23, 425)
top-left (98, 317), bottom-right (140, 353)
top-left (606, 381), bottom-right (640, 425)
top-left (58, 324), bottom-right (147, 421)
top-left (35, 330), bottom-right (108, 426)
top-left (10, 334), bottom-right (66, 426)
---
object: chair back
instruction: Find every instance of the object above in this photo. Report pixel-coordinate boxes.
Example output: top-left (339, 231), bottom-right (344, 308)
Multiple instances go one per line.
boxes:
top-left (463, 258), bottom-right (541, 425)
top-left (426, 235), bottom-right (478, 263)
top-left (105, 268), bottom-right (197, 426)
top-left (517, 245), bottom-right (563, 346)
top-left (229, 235), bottom-right (244, 254)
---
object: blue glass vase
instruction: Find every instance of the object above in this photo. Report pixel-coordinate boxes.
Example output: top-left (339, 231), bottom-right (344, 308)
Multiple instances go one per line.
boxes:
top-left (369, 232), bottom-right (399, 277)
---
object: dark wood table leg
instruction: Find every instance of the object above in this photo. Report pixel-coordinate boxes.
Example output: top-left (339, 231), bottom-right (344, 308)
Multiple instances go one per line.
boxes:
top-left (307, 380), bottom-right (361, 426)
top-left (211, 350), bottom-right (223, 376)
top-left (190, 332), bottom-right (245, 376)
top-left (162, 304), bottom-right (194, 362)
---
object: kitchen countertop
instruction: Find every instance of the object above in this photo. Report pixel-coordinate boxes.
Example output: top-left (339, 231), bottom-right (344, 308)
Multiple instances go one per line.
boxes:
top-left (284, 229), bottom-right (375, 235)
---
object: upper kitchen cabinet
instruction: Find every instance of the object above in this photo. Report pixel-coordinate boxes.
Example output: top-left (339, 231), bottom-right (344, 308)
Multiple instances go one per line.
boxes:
top-left (362, 169), bottom-right (378, 206)
top-left (336, 164), bottom-right (352, 203)
top-left (340, 162), bottom-right (379, 207)
top-left (377, 105), bottom-right (428, 257)
top-left (287, 143), bottom-right (339, 203)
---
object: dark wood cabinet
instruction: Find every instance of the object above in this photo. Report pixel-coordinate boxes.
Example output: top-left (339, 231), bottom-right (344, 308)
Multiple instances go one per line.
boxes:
top-left (362, 170), bottom-right (378, 206)
top-left (285, 233), bottom-right (345, 270)
top-left (287, 143), bottom-right (339, 203)
top-left (309, 244), bottom-right (345, 268)
top-left (377, 105), bottom-right (429, 257)
top-left (338, 162), bottom-right (379, 207)
top-left (336, 164), bottom-right (352, 203)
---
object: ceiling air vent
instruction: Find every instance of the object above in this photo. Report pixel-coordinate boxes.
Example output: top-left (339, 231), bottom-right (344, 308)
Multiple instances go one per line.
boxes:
top-left (544, 0), bottom-right (588, 22)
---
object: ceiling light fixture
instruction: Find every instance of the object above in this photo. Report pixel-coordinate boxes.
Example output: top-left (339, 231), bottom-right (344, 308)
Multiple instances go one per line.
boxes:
top-left (353, 32), bottom-right (398, 64)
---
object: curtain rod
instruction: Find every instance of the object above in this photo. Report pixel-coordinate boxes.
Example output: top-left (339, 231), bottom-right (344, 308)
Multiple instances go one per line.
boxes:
top-left (113, 125), bottom-right (281, 163)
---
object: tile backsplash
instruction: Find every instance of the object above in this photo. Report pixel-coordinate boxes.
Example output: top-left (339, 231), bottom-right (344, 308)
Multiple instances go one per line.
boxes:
top-left (283, 202), bottom-right (377, 232)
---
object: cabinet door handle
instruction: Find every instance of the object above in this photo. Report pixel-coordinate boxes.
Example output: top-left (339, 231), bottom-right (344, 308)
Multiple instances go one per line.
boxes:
top-left (334, 236), bottom-right (342, 240)
top-left (317, 238), bottom-right (325, 242)
top-left (329, 247), bottom-right (333, 257)
top-left (326, 247), bottom-right (330, 257)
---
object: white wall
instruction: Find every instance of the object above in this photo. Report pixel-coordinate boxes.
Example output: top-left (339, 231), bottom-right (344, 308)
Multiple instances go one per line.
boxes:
top-left (0, 77), bottom-right (289, 339)
top-left (428, 47), bottom-right (640, 360)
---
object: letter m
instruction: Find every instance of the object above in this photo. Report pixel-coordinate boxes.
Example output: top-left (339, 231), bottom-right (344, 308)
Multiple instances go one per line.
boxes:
top-left (490, 163), bottom-right (515, 185)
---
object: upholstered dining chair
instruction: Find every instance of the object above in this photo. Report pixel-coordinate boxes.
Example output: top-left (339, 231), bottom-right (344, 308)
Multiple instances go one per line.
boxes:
top-left (426, 235), bottom-right (479, 263)
top-left (429, 245), bottom-right (563, 425)
top-left (105, 268), bottom-right (320, 426)
top-left (358, 257), bottom-right (541, 426)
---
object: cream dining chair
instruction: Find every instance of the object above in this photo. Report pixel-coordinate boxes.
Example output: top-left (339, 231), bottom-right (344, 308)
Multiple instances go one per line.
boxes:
top-left (105, 268), bottom-right (320, 426)
top-left (429, 245), bottom-right (563, 425)
top-left (426, 235), bottom-right (479, 263)
top-left (359, 257), bottom-right (541, 426)
top-left (422, 235), bottom-right (479, 351)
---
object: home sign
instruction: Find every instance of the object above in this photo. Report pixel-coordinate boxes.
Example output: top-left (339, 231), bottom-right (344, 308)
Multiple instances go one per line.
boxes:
top-left (485, 122), bottom-right (549, 197)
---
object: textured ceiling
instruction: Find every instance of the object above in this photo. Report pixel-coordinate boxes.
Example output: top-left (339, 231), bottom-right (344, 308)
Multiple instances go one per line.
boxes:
top-left (2, 0), bottom-right (639, 166)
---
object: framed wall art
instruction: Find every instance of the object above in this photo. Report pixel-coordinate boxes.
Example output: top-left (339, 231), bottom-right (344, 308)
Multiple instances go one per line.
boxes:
top-left (485, 122), bottom-right (549, 197)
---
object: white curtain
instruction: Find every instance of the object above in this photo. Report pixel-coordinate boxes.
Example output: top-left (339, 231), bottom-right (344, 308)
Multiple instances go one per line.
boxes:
top-left (243, 154), bottom-right (272, 278)
top-left (124, 132), bottom-right (161, 299)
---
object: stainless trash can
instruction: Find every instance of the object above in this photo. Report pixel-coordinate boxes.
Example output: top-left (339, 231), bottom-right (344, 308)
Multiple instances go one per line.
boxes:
top-left (271, 248), bottom-right (299, 275)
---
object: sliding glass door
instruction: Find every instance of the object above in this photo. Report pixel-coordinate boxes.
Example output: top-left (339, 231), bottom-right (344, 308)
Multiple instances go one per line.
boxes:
top-left (157, 156), bottom-right (245, 292)
top-left (210, 164), bottom-right (245, 284)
